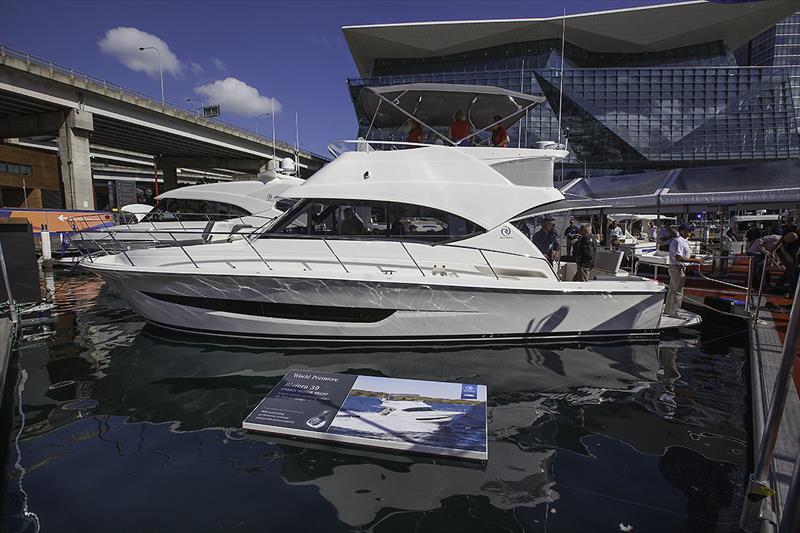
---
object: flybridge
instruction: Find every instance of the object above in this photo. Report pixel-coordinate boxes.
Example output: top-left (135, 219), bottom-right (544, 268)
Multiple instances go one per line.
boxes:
top-left (356, 83), bottom-right (546, 147)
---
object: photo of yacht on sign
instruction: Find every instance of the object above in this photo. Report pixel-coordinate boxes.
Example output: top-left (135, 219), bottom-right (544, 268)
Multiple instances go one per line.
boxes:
top-left (327, 376), bottom-right (487, 458)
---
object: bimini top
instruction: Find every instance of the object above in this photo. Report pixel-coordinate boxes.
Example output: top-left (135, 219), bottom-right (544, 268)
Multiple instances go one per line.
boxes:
top-left (158, 177), bottom-right (303, 214)
top-left (358, 83), bottom-right (545, 131)
top-left (282, 144), bottom-right (565, 230)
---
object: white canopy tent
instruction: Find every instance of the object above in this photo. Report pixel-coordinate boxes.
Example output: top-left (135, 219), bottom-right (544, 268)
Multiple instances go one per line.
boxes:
top-left (561, 160), bottom-right (800, 213)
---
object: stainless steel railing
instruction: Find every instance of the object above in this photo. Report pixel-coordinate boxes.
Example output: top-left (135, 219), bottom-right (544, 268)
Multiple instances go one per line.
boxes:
top-left (73, 226), bottom-right (556, 281)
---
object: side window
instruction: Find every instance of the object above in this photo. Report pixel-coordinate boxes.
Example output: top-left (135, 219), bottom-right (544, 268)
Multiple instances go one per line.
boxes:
top-left (267, 200), bottom-right (483, 241)
top-left (275, 198), bottom-right (297, 212)
top-left (227, 204), bottom-right (251, 219)
top-left (385, 203), bottom-right (480, 241)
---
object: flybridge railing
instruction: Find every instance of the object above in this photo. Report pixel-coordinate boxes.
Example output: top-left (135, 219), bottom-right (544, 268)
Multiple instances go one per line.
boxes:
top-left (67, 213), bottom-right (278, 263)
top-left (75, 229), bottom-right (554, 281)
top-left (0, 44), bottom-right (323, 161)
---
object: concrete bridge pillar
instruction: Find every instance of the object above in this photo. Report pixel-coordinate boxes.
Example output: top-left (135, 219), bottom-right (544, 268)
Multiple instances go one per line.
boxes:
top-left (160, 163), bottom-right (179, 192)
top-left (58, 109), bottom-right (94, 210)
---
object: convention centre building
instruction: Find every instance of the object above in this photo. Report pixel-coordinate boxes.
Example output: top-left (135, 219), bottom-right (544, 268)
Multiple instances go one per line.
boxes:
top-left (343, 0), bottom-right (800, 181)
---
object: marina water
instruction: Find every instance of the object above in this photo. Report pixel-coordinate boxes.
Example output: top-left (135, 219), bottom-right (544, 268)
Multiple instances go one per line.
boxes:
top-left (3, 271), bottom-right (750, 532)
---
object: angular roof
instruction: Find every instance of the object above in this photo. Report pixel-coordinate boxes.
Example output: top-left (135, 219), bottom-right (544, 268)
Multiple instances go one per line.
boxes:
top-left (343, 0), bottom-right (798, 77)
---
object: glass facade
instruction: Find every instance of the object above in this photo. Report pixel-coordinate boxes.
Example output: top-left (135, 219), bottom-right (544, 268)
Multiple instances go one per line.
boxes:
top-left (349, 13), bottom-right (800, 177)
top-left (744, 11), bottom-right (800, 122)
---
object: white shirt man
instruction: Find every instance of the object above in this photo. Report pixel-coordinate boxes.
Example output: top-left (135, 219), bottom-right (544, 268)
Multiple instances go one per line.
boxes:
top-left (665, 224), bottom-right (703, 317)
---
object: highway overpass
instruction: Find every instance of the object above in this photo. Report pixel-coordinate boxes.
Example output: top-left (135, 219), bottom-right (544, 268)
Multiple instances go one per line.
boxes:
top-left (0, 45), bottom-right (328, 209)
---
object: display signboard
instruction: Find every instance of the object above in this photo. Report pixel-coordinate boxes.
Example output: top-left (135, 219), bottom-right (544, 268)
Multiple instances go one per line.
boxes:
top-left (202, 105), bottom-right (221, 118)
top-left (243, 371), bottom-right (487, 461)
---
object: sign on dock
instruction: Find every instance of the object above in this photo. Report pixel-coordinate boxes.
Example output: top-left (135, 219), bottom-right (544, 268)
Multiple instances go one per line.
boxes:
top-left (243, 371), bottom-right (487, 461)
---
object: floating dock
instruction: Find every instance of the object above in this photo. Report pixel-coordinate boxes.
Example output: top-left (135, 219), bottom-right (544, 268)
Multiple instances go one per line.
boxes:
top-left (750, 305), bottom-right (800, 529)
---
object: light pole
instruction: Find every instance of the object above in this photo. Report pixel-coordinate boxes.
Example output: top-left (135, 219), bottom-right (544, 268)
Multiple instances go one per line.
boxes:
top-left (186, 97), bottom-right (203, 116)
top-left (256, 111), bottom-right (276, 160)
top-left (138, 46), bottom-right (164, 103)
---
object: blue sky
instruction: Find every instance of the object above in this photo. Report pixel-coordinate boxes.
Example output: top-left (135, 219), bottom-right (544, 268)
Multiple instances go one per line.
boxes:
top-left (3, 0), bottom-right (672, 155)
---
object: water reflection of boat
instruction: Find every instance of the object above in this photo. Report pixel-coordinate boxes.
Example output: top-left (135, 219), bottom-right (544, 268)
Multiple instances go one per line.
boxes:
top-left (332, 399), bottom-right (463, 433)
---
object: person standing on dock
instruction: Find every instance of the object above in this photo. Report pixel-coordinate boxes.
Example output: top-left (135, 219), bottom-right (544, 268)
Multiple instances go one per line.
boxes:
top-left (648, 220), bottom-right (658, 242)
top-left (607, 220), bottom-right (623, 249)
top-left (573, 224), bottom-right (597, 281)
top-left (665, 224), bottom-right (704, 318)
top-left (532, 217), bottom-right (560, 265)
top-left (564, 217), bottom-right (580, 255)
top-left (747, 232), bottom-right (799, 290)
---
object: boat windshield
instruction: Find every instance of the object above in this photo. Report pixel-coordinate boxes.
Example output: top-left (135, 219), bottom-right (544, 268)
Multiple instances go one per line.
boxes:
top-left (263, 199), bottom-right (484, 243)
top-left (142, 198), bottom-right (252, 222)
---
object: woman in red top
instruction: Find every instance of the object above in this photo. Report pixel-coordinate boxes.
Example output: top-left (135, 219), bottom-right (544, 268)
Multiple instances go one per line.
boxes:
top-left (406, 119), bottom-right (424, 144)
top-left (449, 110), bottom-right (471, 144)
top-left (490, 115), bottom-right (510, 147)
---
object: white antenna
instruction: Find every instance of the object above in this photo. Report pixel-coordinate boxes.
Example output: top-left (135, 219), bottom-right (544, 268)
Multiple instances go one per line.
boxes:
top-left (557, 9), bottom-right (566, 147)
top-left (295, 111), bottom-right (300, 176)
top-left (518, 60), bottom-right (524, 148)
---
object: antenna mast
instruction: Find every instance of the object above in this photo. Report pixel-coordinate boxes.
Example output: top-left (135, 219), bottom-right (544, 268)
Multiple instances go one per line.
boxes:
top-left (557, 9), bottom-right (566, 147)
top-left (295, 111), bottom-right (300, 176)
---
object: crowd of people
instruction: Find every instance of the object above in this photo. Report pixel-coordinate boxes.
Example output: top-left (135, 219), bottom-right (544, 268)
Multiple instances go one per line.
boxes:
top-left (511, 213), bottom-right (799, 299)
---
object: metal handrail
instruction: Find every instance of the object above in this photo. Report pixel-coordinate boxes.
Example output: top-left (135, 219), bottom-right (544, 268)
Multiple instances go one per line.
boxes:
top-left (78, 225), bottom-right (557, 282)
top-left (321, 237), bottom-right (349, 273)
top-left (741, 280), bottom-right (800, 532)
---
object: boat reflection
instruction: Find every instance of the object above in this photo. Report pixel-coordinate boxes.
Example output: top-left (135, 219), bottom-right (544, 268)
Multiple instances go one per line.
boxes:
top-left (12, 274), bottom-right (749, 531)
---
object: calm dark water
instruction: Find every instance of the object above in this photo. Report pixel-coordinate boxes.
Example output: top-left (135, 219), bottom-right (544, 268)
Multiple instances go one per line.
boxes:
top-left (328, 396), bottom-right (487, 453)
top-left (2, 272), bottom-right (751, 532)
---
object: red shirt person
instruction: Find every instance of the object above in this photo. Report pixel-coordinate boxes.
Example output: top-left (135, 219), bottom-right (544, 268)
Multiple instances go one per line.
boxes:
top-left (490, 115), bottom-right (510, 147)
top-left (449, 110), bottom-right (471, 144)
top-left (406, 119), bottom-right (424, 144)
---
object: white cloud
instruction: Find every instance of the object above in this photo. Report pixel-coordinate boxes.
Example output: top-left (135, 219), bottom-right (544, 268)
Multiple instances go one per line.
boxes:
top-left (189, 61), bottom-right (204, 75)
top-left (194, 77), bottom-right (281, 117)
top-left (99, 27), bottom-right (182, 77)
top-left (211, 57), bottom-right (227, 73)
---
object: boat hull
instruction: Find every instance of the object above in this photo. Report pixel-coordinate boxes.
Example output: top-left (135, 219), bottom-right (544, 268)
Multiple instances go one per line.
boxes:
top-left (91, 269), bottom-right (666, 343)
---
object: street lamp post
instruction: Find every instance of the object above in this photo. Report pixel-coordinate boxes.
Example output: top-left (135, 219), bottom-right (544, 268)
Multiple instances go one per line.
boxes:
top-left (138, 46), bottom-right (164, 103)
top-left (256, 111), bottom-right (276, 160)
top-left (186, 98), bottom-right (203, 116)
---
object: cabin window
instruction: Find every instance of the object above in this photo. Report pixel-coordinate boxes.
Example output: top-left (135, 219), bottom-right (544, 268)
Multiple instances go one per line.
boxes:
top-left (402, 407), bottom-right (434, 412)
top-left (142, 198), bottom-right (252, 222)
top-left (267, 199), bottom-right (484, 242)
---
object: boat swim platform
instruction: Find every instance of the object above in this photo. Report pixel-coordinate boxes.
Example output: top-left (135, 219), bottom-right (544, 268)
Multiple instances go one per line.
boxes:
top-left (659, 309), bottom-right (702, 329)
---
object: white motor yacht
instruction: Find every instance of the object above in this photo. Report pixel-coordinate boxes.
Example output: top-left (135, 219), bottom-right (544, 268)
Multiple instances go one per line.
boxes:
top-left (70, 173), bottom-right (302, 253)
top-left (82, 141), bottom-right (670, 343)
top-left (331, 399), bottom-right (463, 434)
